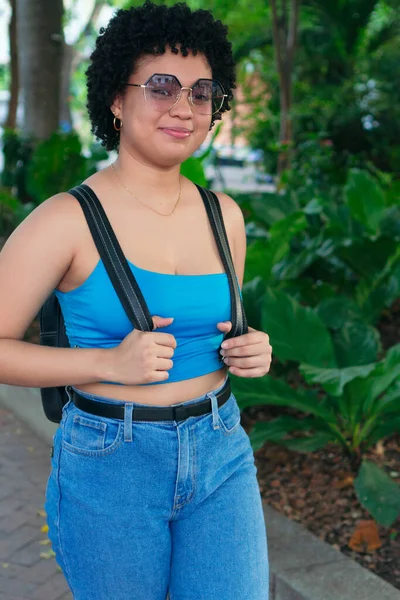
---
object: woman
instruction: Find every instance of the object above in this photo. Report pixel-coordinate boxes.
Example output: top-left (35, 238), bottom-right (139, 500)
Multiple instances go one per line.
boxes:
top-left (0, 2), bottom-right (272, 598)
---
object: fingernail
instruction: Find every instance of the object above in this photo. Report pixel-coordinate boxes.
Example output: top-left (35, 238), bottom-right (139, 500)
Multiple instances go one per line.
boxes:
top-left (221, 342), bottom-right (228, 349)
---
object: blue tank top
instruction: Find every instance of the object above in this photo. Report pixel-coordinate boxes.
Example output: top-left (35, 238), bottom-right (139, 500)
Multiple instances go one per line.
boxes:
top-left (55, 258), bottom-right (235, 386)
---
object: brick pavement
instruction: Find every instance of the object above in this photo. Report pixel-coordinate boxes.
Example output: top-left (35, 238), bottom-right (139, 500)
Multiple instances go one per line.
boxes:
top-left (0, 405), bottom-right (72, 600)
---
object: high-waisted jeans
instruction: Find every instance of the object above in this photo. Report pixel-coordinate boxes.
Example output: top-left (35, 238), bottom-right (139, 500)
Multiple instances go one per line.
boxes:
top-left (44, 376), bottom-right (269, 599)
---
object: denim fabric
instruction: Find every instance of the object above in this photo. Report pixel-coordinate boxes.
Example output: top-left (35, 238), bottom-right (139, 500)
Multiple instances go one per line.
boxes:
top-left (44, 377), bottom-right (269, 599)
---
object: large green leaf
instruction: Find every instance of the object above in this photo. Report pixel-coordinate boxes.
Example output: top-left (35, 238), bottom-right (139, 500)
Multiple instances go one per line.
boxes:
top-left (344, 169), bottom-right (386, 234)
top-left (282, 432), bottom-right (335, 453)
top-left (230, 374), bottom-right (336, 422)
top-left (376, 381), bottom-right (400, 417)
top-left (380, 206), bottom-right (400, 239)
top-left (337, 237), bottom-right (397, 279)
top-left (299, 363), bottom-right (377, 397)
top-left (354, 460), bottom-right (400, 527)
top-left (245, 212), bottom-right (307, 282)
top-left (249, 418), bottom-right (334, 453)
top-left (248, 415), bottom-right (317, 451)
top-left (180, 156), bottom-right (207, 186)
top-left (283, 278), bottom-right (336, 308)
top-left (347, 344), bottom-right (400, 417)
top-left (242, 276), bottom-right (266, 331)
top-left (273, 236), bottom-right (336, 280)
top-left (244, 239), bottom-right (271, 282)
top-left (261, 288), bottom-right (337, 367)
top-left (355, 251), bottom-right (400, 322)
top-left (265, 212), bottom-right (308, 279)
top-left (332, 321), bottom-right (381, 367)
top-left (365, 415), bottom-right (400, 448)
top-left (269, 210), bottom-right (307, 240)
top-left (317, 296), bottom-right (363, 330)
top-left (248, 191), bottom-right (297, 227)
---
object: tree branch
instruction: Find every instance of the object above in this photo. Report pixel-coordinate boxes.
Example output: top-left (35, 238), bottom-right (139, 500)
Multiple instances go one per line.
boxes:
top-left (76, 0), bottom-right (105, 45)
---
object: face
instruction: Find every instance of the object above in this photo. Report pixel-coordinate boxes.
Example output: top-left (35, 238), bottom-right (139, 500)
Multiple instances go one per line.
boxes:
top-left (111, 48), bottom-right (215, 169)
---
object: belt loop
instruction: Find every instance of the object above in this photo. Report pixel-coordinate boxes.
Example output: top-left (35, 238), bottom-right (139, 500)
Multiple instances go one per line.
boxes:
top-left (208, 392), bottom-right (220, 430)
top-left (124, 403), bottom-right (134, 442)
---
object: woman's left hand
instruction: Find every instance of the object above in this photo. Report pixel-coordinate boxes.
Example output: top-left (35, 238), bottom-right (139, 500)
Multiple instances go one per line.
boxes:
top-left (216, 322), bottom-right (272, 378)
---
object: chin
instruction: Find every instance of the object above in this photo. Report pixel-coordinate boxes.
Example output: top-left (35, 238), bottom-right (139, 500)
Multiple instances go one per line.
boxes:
top-left (155, 148), bottom-right (198, 169)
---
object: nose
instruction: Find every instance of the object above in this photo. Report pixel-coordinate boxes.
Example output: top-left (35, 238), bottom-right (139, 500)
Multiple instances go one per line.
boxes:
top-left (169, 87), bottom-right (194, 117)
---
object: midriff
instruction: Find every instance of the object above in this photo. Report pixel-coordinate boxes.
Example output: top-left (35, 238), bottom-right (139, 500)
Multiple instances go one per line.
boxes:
top-left (74, 366), bottom-right (228, 406)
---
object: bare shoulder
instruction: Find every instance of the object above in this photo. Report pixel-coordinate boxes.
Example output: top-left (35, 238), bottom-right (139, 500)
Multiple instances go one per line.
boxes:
top-left (212, 190), bottom-right (246, 242)
top-left (213, 191), bottom-right (245, 223)
top-left (8, 190), bottom-right (86, 251)
top-left (0, 191), bottom-right (86, 339)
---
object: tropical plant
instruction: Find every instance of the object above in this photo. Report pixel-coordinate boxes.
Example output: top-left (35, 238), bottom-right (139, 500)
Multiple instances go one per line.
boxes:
top-left (230, 167), bottom-right (400, 526)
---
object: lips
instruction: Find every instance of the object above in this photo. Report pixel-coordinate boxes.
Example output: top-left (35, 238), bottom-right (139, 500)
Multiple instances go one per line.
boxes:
top-left (159, 127), bottom-right (193, 139)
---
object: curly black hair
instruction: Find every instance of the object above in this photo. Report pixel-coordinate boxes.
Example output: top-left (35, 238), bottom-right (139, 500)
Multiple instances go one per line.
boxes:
top-left (86, 1), bottom-right (236, 151)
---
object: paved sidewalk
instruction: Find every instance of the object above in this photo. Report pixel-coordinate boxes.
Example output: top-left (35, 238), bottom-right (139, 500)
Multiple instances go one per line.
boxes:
top-left (0, 405), bottom-right (72, 600)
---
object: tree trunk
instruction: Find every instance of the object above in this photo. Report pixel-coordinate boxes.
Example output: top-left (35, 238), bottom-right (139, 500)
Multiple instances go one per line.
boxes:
top-left (270, 0), bottom-right (300, 175)
top-left (16, 0), bottom-right (64, 140)
top-left (4, 0), bottom-right (18, 130)
top-left (59, 0), bottom-right (106, 132)
top-left (59, 42), bottom-right (74, 130)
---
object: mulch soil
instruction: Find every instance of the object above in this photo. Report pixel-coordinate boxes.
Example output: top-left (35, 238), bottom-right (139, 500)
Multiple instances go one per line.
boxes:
top-left (241, 300), bottom-right (400, 591)
top-left (23, 303), bottom-right (400, 590)
top-left (241, 408), bottom-right (400, 590)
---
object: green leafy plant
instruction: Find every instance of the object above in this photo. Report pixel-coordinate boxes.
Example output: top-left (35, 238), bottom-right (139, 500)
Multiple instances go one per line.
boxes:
top-left (0, 188), bottom-right (35, 238)
top-left (26, 131), bottom-right (95, 203)
top-left (230, 167), bottom-right (400, 527)
top-left (231, 288), bottom-right (400, 525)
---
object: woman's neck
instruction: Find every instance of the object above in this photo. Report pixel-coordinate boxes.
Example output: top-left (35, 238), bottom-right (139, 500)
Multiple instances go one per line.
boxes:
top-left (112, 149), bottom-right (182, 210)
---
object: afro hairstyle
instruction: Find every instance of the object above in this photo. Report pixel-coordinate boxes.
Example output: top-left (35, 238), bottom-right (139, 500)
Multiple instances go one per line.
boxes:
top-left (86, 1), bottom-right (236, 151)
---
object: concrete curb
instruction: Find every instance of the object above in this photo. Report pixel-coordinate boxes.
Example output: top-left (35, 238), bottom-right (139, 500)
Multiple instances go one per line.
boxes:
top-left (1, 384), bottom-right (399, 600)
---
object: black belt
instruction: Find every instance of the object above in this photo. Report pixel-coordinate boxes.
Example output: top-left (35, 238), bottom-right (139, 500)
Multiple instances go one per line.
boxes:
top-left (71, 378), bottom-right (231, 422)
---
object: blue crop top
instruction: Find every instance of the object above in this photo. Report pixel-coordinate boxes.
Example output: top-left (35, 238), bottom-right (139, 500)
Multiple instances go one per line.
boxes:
top-left (55, 258), bottom-right (237, 386)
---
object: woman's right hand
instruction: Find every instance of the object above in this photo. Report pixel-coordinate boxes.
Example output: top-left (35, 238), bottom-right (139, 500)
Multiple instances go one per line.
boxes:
top-left (105, 316), bottom-right (176, 385)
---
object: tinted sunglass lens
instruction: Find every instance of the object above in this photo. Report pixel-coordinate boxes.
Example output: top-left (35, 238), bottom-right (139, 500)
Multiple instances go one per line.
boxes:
top-left (145, 75), bottom-right (180, 110)
top-left (211, 82), bottom-right (225, 115)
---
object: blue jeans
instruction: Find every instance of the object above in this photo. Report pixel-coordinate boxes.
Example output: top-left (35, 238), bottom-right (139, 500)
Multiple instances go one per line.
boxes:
top-left (44, 376), bottom-right (269, 599)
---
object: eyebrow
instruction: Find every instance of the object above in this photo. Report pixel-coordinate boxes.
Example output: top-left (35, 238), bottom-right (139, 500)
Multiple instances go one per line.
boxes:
top-left (133, 73), bottom-right (214, 86)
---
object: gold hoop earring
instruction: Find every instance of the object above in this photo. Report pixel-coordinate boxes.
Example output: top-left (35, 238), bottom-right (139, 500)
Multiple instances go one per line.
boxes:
top-left (113, 116), bottom-right (122, 132)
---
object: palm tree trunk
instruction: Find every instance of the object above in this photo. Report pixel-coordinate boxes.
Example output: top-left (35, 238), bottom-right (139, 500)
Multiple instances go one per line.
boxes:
top-left (4, 0), bottom-right (18, 130)
top-left (16, 0), bottom-right (64, 140)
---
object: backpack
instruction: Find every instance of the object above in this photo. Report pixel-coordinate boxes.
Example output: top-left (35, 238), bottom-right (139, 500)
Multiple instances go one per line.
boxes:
top-left (39, 183), bottom-right (248, 423)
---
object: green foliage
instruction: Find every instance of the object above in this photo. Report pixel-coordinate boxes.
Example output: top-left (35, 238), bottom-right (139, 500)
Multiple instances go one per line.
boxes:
top-left (231, 167), bottom-right (400, 527)
top-left (261, 287), bottom-right (336, 367)
top-left (354, 461), bottom-right (400, 527)
top-left (180, 157), bottom-right (207, 186)
top-left (26, 132), bottom-right (91, 203)
top-left (1, 129), bottom-right (35, 203)
top-left (1, 129), bottom-right (108, 207)
top-left (0, 188), bottom-right (34, 238)
top-left (0, 64), bottom-right (9, 91)
top-left (244, 0), bottom-right (400, 177)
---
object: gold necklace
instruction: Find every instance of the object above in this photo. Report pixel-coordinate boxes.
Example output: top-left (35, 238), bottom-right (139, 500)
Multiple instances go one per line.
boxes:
top-left (111, 163), bottom-right (182, 217)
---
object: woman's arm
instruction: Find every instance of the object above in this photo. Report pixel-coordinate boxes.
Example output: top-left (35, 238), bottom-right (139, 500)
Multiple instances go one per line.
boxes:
top-left (0, 194), bottom-right (110, 388)
top-left (215, 192), bottom-right (273, 378)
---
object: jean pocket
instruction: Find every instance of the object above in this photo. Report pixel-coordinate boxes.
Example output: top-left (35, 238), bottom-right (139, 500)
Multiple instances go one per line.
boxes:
top-left (218, 393), bottom-right (242, 436)
top-left (62, 411), bottom-right (123, 457)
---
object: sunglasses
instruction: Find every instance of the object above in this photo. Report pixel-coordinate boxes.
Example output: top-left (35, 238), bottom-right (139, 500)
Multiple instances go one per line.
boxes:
top-left (123, 73), bottom-right (227, 116)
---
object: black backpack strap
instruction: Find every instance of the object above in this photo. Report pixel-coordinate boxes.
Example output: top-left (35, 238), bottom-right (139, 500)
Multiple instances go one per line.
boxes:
top-left (195, 185), bottom-right (248, 341)
top-left (67, 184), bottom-right (153, 332)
